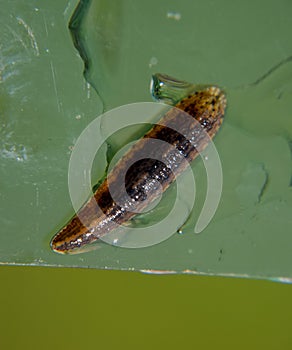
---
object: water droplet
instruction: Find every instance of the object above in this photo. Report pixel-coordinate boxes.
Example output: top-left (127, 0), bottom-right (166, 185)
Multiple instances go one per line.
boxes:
top-left (150, 73), bottom-right (198, 105)
top-left (166, 12), bottom-right (181, 21)
top-left (149, 56), bottom-right (158, 68)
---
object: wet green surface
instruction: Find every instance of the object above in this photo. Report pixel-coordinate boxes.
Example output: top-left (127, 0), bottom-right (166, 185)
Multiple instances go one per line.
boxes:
top-left (1, 0), bottom-right (292, 281)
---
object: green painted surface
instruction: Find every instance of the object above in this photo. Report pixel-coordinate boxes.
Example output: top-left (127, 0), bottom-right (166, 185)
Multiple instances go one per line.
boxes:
top-left (1, 0), bottom-right (292, 281)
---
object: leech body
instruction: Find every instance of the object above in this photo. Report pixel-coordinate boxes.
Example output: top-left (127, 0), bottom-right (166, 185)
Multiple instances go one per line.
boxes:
top-left (51, 85), bottom-right (226, 254)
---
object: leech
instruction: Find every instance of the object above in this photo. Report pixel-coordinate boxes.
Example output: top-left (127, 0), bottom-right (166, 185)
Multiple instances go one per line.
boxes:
top-left (50, 75), bottom-right (227, 254)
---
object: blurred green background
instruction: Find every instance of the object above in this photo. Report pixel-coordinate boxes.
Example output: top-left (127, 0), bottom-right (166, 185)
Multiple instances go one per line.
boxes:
top-left (1, 266), bottom-right (292, 349)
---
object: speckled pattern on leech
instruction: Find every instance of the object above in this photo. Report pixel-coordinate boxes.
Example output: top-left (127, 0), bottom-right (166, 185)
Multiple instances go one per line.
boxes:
top-left (51, 85), bottom-right (227, 254)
